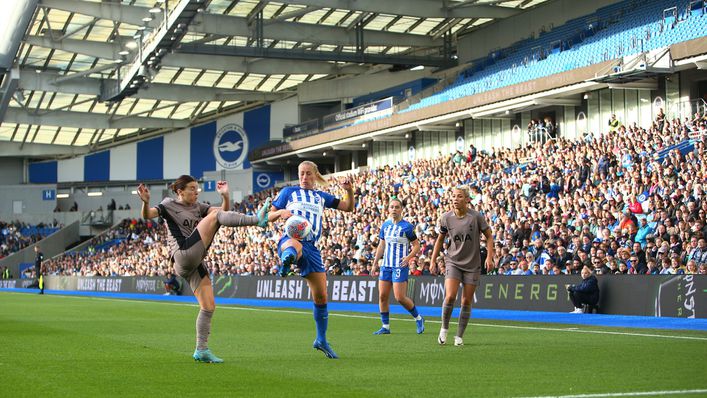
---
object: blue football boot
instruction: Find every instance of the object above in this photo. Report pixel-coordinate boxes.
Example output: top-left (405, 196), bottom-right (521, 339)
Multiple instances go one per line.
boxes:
top-left (313, 340), bottom-right (339, 359)
top-left (280, 252), bottom-right (295, 277)
top-left (193, 349), bottom-right (223, 363)
top-left (416, 316), bottom-right (425, 334)
top-left (373, 327), bottom-right (391, 335)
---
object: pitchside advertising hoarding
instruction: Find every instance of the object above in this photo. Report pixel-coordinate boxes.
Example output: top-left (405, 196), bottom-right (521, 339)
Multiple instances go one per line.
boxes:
top-left (26, 275), bottom-right (706, 318)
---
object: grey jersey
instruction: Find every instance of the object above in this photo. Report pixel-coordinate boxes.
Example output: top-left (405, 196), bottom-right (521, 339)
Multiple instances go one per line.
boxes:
top-left (438, 209), bottom-right (489, 271)
top-left (156, 197), bottom-right (211, 256)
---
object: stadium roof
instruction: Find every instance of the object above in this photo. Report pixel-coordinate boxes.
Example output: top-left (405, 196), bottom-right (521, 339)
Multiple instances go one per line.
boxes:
top-left (0, 0), bottom-right (551, 155)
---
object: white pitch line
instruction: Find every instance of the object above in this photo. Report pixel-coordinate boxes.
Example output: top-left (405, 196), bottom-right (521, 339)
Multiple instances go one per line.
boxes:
top-left (19, 293), bottom-right (707, 342)
top-left (516, 388), bottom-right (707, 398)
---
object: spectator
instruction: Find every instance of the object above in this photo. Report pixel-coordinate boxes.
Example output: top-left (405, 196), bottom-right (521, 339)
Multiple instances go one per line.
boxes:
top-left (567, 266), bottom-right (600, 313)
top-left (163, 272), bottom-right (181, 295)
top-left (608, 113), bottom-right (621, 132)
top-left (38, 111), bottom-right (706, 287)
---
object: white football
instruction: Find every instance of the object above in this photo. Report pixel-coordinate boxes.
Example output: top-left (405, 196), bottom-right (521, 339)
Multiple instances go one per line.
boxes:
top-left (284, 215), bottom-right (312, 240)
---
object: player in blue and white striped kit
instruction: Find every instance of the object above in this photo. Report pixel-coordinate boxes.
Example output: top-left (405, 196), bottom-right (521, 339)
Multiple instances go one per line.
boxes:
top-left (269, 161), bottom-right (354, 359)
top-left (372, 198), bottom-right (424, 335)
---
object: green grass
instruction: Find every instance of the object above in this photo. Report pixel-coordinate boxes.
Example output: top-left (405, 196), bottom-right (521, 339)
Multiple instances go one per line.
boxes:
top-left (1, 292), bottom-right (706, 398)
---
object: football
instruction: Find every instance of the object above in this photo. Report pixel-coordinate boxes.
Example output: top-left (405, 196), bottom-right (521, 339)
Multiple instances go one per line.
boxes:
top-left (284, 215), bottom-right (312, 240)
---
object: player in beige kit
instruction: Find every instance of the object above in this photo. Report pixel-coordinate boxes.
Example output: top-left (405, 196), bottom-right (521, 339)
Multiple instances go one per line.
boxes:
top-left (137, 175), bottom-right (270, 363)
top-left (430, 186), bottom-right (494, 346)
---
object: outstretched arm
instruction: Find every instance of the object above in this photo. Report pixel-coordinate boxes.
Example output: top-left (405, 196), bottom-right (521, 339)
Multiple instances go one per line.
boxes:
top-left (336, 178), bottom-right (355, 212)
top-left (137, 184), bottom-right (159, 219)
top-left (268, 206), bottom-right (292, 222)
top-left (215, 180), bottom-right (230, 212)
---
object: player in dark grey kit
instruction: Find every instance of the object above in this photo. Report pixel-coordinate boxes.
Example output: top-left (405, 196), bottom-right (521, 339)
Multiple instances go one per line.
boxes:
top-left (137, 175), bottom-right (270, 363)
top-left (430, 186), bottom-right (494, 346)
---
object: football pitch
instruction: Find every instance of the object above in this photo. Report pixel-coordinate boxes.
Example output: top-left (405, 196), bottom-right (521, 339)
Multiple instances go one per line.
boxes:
top-left (1, 292), bottom-right (706, 398)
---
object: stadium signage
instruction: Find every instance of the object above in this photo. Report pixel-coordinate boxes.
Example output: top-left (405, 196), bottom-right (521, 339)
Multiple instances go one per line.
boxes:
top-left (135, 278), bottom-right (160, 293)
top-left (256, 279), bottom-right (305, 299)
top-left (77, 277), bottom-right (122, 292)
top-left (36, 275), bottom-right (707, 318)
top-left (322, 97), bottom-right (393, 131)
top-left (330, 279), bottom-right (377, 302)
top-left (0, 279), bottom-right (40, 288)
top-left (418, 279), bottom-right (446, 305)
top-left (654, 275), bottom-right (700, 318)
top-left (283, 119), bottom-right (320, 140)
top-left (214, 123), bottom-right (249, 169)
top-left (482, 282), bottom-right (560, 301)
top-left (255, 173), bottom-right (271, 189)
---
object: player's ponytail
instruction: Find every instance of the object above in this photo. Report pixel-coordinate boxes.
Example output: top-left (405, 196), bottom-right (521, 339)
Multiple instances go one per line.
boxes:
top-left (300, 161), bottom-right (329, 187)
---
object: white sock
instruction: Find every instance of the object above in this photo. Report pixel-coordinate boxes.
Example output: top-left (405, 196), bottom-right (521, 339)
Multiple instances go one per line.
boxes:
top-left (382, 324), bottom-right (390, 329)
top-left (415, 315), bottom-right (422, 321)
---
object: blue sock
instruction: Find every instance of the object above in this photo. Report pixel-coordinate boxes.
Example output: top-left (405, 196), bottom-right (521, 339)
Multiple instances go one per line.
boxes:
top-left (313, 304), bottom-right (328, 342)
top-left (281, 247), bottom-right (297, 262)
top-left (381, 312), bottom-right (390, 326)
top-left (409, 306), bottom-right (420, 318)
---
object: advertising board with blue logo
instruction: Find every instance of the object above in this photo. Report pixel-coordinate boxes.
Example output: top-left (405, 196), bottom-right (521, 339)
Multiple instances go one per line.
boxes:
top-left (252, 171), bottom-right (284, 193)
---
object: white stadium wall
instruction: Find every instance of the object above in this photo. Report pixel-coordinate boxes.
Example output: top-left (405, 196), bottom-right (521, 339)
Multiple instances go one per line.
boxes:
top-left (269, 96), bottom-right (298, 141)
top-left (162, 127), bottom-right (191, 180)
top-left (27, 100), bottom-right (296, 186)
top-left (108, 142), bottom-right (137, 181)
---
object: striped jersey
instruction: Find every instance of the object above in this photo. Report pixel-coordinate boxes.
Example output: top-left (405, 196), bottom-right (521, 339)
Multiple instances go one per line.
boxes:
top-left (379, 219), bottom-right (417, 268)
top-left (273, 186), bottom-right (339, 243)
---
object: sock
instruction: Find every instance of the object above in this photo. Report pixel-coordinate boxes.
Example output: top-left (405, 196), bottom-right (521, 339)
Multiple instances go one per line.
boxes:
top-left (380, 312), bottom-right (390, 328)
top-left (441, 303), bottom-right (454, 330)
top-left (408, 306), bottom-right (421, 320)
top-left (217, 210), bottom-right (257, 227)
top-left (281, 247), bottom-right (297, 261)
top-left (313, 304), bottom-right (328, 342)
top-left (456, 305), bottom-right (472, 338)
top-left (196, 309), bottom-right (214, 351)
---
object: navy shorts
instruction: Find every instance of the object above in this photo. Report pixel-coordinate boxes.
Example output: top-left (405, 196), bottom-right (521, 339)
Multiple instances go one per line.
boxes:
top-left (277, 236), bottom-right (325, 277)
top-left (379, 266), bottom-right (410, 283)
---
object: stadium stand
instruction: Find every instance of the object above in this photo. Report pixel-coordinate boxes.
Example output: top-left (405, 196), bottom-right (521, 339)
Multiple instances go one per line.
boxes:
top-left (44, 109), bottom-right (707, 278)
top-left (0, 221), bottom-right (60, 259)
top-left (404, 0), bottom-right (707, 112)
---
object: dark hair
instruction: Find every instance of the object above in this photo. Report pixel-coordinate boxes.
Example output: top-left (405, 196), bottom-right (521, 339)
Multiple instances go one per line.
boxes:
top-left (170, 175), bottom-right (196, 194)
top-left (389, 197), bottom-right (404, 207)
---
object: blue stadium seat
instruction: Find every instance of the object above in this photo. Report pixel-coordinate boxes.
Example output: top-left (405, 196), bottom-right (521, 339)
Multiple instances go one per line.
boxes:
top-left (401, 0), bottom-right (706, 114)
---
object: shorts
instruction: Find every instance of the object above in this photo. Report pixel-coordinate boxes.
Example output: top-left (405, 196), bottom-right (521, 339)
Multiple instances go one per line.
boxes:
top-left (172, 229), bottom-right (209, 292)
top-left (445, 264), bottom-right (481, 286)
top-left (277, 236), bottom-right (325, 277)
top-left (379, 267), bottom-right (409, 283)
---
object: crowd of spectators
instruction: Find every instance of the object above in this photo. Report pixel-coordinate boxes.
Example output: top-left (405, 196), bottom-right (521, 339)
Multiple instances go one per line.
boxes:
top-left (0, 220), bottom-right (61, 259)
top-left (41, 110), bottom-right (707, 278)
top-left (44, 219), bottom-right (167, 277)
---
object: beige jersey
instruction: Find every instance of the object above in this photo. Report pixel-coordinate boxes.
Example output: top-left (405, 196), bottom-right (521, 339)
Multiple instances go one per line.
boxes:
top-left (438, 209), bottom-right (489, 271)
top-left (156, 197), bottom-right (211, 256)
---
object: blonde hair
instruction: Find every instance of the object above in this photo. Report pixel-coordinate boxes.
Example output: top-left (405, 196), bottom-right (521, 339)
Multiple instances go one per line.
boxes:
top-left (453, 185), bottom-right (471, 199)
top-left (299, 161), bottom-right (329, 187)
